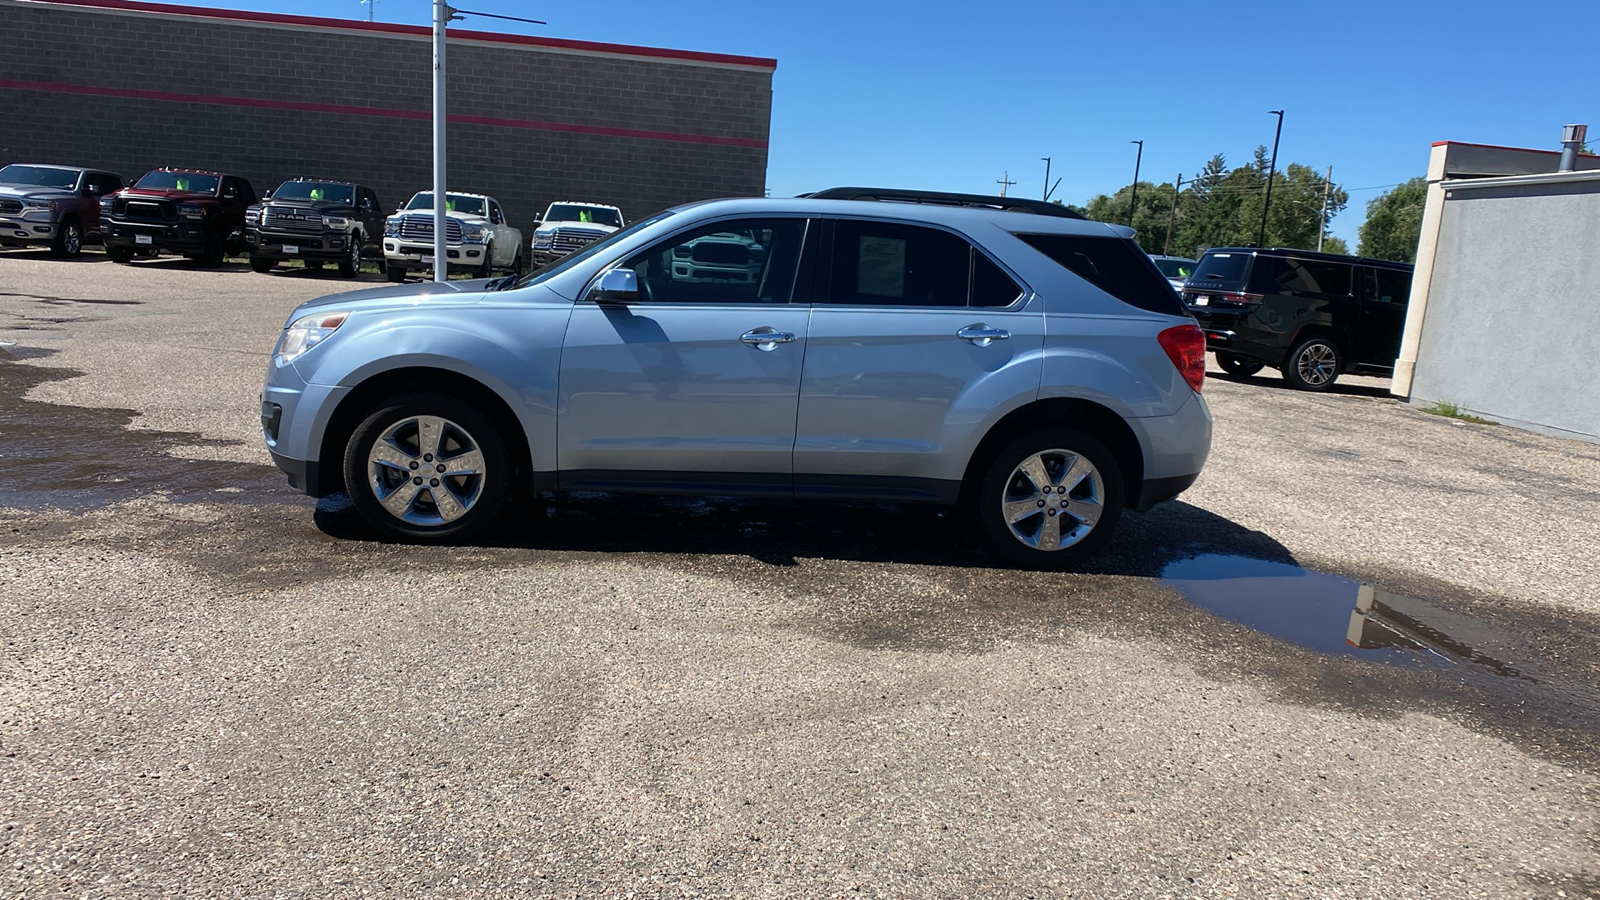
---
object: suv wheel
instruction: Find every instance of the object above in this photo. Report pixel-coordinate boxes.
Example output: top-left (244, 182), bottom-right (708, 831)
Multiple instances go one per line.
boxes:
top-left (343, 393), bottom-right (510, 543)
top-left (197, 231), bottom-right (225, 268)
top-left (1216, 352), bottom-right (1264, 378)
top-left (51, 219), bottom-right (83, 258)
top-left (478, 242), bottom-right (495, 278)
top-left (386, 261), bottom-right (408, 283)
top-left (106, 246), bottom-right (134, 264)
top-left (976, 428), bottom-right (1124, 568)
top-left (338, 236), bottom-right (362, 278)
top-left (249, 256), bottom-right (274, 274)
top-left (1283, 336), bottom-right (1343, 391)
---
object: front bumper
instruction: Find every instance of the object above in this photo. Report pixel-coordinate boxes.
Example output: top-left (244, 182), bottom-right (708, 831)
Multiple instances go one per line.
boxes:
top-left (248, 228), bottom-right (350, 260)
top-left (262, 360), bottom-right (352, 497)
top-left (104, 220), bottom-right (209, 253)
top-left (383, 239), bottom-right (486, 270)
top-left (0, 214), bottom-right (57, 243)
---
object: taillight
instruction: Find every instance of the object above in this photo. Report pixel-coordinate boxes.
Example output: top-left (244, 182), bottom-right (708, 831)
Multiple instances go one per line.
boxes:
top-left (1158, 324), bottom-right (1206, 393)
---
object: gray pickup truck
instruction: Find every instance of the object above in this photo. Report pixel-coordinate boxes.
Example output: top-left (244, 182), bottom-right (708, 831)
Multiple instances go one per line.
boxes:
top-left (0, 164), bottom-right (126, 258)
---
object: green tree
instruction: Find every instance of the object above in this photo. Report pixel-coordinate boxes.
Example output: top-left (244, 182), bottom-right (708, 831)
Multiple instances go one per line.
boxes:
top-left (1357, 177), bottom-right (1427, 262)
top-left (1320, 235), bottom-right (1350, 255)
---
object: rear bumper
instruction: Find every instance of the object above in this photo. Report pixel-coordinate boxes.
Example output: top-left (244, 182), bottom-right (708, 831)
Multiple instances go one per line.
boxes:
top-left (1126, 391), bottom-right (1212, 511)
top-left (1132, 472), bottom-right (1201, 511)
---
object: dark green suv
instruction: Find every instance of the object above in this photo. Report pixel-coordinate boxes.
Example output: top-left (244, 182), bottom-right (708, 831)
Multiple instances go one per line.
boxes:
top-left (1182, 247), bottom-right (1413, 391)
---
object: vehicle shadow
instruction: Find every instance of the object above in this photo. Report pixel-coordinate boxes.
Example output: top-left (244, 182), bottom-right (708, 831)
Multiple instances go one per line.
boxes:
top-left (1210, 369), bottom-right (1394, 399)
top-left (0, 247), bottom-right (114, 263)
top-left (312, 491), bottom-right (1296, 580)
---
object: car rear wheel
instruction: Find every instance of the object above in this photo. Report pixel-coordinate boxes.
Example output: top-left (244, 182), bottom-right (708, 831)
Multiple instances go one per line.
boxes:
top-left (197, 231), bottom-right (225, 268)
top-left (975, 428), bottom-right (1124, 568)
top-left (1283, 336), bottom-right (1343, 391)
top-left (343, 393), bottom-right (510, 543)
top-left (106, 246), bottom-right (135, 264)
top-left (478, 242), bottom-right (494, 278)
top-left (1216, 352), bottom-right (1265, 378)
top-left (338, 236), bottom-right (361, 278)
top-left (51, 219), bottom-right (83, 258)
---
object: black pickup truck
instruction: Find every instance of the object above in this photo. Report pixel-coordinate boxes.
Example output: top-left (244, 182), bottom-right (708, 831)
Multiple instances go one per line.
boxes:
top-left (246, 178), bottom-right (385, 277)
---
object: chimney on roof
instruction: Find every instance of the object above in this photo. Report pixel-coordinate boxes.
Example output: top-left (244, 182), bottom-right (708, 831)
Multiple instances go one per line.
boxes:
top-left (1559, 124), bottom-right (1588, 172)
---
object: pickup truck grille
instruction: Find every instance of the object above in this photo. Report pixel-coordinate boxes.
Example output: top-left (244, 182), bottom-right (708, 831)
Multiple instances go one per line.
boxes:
top-left (397, 214), bottom-right (462, 243)
top-left (0, 199), bottom-right (22, 215)
top-left (118, 198), bottom-right (177, 221)
top-left (264, 206), bottom-right (325, 234)
top-left (550, 226), bottom-right (607, 253)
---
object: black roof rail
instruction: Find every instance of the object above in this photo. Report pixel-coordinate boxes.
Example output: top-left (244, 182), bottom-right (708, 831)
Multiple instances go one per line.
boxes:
top-left (801, 187), bottom-right (1086, 220)
top-left (1206, 246), bottom-right (1414, 269)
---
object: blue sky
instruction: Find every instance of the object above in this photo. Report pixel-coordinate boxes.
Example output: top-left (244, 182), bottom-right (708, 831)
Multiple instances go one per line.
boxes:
top-left (203, 0), bottom-right (1597, 248)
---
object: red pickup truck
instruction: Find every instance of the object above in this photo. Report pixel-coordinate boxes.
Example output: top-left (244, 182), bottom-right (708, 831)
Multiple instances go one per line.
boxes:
top-left (101, 168), bottom-right (258, 267)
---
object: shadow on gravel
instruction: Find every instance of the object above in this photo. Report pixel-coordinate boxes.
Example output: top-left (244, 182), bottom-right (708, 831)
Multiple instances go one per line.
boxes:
top-left (0, 247), bottom-right (113, 263)
top-left (1211, 369), bottom-right (1394, 399)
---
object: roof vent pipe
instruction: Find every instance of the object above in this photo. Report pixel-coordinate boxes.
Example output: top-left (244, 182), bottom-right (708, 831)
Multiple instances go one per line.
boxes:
top-left (1559, 124), bottom-right (1587, 172)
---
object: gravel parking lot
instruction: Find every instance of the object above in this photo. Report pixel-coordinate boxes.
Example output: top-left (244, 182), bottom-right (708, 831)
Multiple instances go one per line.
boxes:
top-left (2, 248), bottom-right (1598, 898)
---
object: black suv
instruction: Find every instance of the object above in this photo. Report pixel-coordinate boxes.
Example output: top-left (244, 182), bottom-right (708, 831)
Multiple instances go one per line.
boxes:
top-left (246, 178), bottom-right (385, 277)
top-left (1182, 248), bottom-right (1414, 391)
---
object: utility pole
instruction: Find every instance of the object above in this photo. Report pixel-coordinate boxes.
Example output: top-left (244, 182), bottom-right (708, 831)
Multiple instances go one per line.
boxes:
top-left (362, 0), bottom-right (375, 22)
top-left (1128, 140), bottom-right (1143, 228)
top-left (431, 0), bottom-right (454, 282)
top-left (1257, 109), bottom-right (1284, 248)
top-left (997, 172), bottom-right (1016, 197)
top-left (1317, 165), bottom-right (1332, 252)
top-left (1165, 173), bottom-right (1186, 257)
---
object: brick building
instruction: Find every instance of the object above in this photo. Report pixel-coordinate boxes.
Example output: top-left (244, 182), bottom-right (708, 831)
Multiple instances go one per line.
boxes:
top-left (0, 0), bottom-right (775, 231)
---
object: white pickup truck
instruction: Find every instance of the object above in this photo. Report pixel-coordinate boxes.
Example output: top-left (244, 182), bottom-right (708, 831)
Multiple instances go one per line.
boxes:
top-left (529, 201), bottom-right (625, 268)
top-left (383, 191), bottom-right (523, 281)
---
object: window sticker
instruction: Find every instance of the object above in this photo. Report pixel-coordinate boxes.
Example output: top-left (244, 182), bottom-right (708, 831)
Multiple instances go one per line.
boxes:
top-left (857, 235), bottom-right (906, 298)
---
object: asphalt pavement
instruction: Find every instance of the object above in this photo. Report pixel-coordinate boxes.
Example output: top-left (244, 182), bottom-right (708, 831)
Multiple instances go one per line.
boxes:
top-left (2, 248), bottom-right (1597, 898)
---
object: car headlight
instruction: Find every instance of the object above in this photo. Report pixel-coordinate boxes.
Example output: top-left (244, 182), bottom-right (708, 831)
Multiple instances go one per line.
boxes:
top-left (323, 215), bottom-right (349, 228)
top-left (100, 197), bottom-right (115, 212)
top-left (385, 217), bottom-right (401, 237)
top-left (461, 224), bottom-right (486, 243)
top-left (275, 311), bottom-right (347, 365)
top-left (178, 202), bottom-right (207, 220)
top-left (533, 232), bottom-right (552, 248)
top-left (23, 198), bottom-right (59, 211)
top-left (245, 208), bottom-right (261, 226)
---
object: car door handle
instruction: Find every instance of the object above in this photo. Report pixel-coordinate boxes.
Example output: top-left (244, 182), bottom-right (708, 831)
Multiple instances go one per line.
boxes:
top-left (741, 328), bottom-right (796, 350)
top-left (957, 324), bottom-right (1011, 347)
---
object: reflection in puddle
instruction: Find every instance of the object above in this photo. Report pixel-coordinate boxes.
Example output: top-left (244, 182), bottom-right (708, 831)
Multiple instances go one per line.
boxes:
top-left (1161, 555), bottom-right (1529, 679)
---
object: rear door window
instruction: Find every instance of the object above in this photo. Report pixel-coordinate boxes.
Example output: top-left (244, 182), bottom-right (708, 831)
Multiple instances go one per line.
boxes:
top-left (825, 220), bottom-right (970, 307)
top-left (1253, 257), bottom-right (1351, 296)
top-left (1016, 233), bottom-right (1184, 315)
top-left (1374, 267), bottom-right (1411, 305)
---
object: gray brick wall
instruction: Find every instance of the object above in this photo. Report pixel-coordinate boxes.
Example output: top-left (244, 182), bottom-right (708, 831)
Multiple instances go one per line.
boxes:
top-left (0, 0), bottom-right (773, 232)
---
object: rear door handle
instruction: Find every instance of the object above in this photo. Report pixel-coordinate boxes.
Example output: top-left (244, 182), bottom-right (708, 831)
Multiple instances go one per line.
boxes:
top-left (957, 324), bottom-right (1011, 347)
top-left (741, 327), bottom-right (796, 351)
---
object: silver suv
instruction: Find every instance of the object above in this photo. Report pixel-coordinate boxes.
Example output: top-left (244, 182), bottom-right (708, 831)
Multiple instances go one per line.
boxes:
top-left (260, 190), bottom-right (1211, 566)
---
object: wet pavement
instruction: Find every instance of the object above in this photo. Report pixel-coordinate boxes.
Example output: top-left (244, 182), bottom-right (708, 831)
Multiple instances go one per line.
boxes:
top-left (2, 256), bottom-right (1599, 898)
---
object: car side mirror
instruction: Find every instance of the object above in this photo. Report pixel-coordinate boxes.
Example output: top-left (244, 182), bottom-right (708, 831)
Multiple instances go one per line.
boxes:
top-left (591, 268), bottom-right (639, 303)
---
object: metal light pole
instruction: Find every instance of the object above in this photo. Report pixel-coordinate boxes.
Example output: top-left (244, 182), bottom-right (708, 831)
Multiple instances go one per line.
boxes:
top-left (1127, 140), bottom-right (1143, 228)
top-left (432, 0), bottom-right (451, 282)
top-left (1317, 165), bottom-right (1332, 252)
top-left (1257, 109), bottom-right (1284, 248)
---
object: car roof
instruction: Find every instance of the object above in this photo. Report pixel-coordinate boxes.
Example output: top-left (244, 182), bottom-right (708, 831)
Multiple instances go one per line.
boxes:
top-left (671, 196), bottom-right (1132, 239)
top-left (5, 163), bottom-right (91, 173)
top-left (549, 200), bottom-right (621, 209)
top-left (1203, 246), bottom-right (1413, 270)
top-left (412, 190), bottom-right (490, 200)
top-left (286, 177), bottom-right (359, 186)
top-left (154, 167), bottom-right (229, 176)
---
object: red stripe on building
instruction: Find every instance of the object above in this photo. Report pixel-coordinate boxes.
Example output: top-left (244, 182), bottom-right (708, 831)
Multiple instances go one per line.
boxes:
top-left (13, 0), bottom-right (778, 69)
top-left (0, 79), bottom-right (770, 148)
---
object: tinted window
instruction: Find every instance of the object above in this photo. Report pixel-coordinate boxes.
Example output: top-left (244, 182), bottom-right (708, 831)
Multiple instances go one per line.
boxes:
top-left (1375, 268), bottom-right (1411, 305)
top-left (547, 204), bottom-right (623, 228)
top-left (1152, 258), bottom-right (1196, 279)
top-left (86, 173), bottom-right (121, 194)
top-left (972, 251), bottom-right (1023, 307)
top-left (1253, 257), bottom-right (1350, 296)
top-left (0, 165), bottom-right (80, 190)
top-left (624, 218), bottom-right (808, 304)
top-left (406, 193), bottom-right (486, 216)
top-left (136, 171), bottom-right (220, 194)
top-left (1017, 233), bottom-right (1185, 315)
top-left (827, 220), bottom-right (969, 307)
top-left (274, 182), bottom-right (354, 204)
top-left (1190, 252), bottom-right (1252, 291)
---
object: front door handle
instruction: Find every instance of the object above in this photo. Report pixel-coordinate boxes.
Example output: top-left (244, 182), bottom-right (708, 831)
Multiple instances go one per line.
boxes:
top-left (741, 327), bottom-right (796, 351)
top-left (957, 324), bottom-right (1011, 347)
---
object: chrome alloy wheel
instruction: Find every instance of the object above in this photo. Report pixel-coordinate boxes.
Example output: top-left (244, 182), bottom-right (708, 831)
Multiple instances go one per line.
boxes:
top-left (366, 415), bottom-right (487, 526)
top-left (63, 223), bottom-right (82, 255)
top-left (999, 448), bottom-right (1105, 552)
top-left (1295, 342), bottom-right (1338, 387)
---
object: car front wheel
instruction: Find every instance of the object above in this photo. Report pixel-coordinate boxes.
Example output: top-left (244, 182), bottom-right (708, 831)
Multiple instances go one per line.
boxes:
top-left (339, 235), bottom-right (362, 278)
top-left (1283, 336), bottom-right (1343, 391)
top-left (976, 428), bottom-right (1124, 568)
top-left (386, 261), bottom-right (407, 283)
top-left (343, 393), bottom-right (510, 543)
top-left (51, 219), bottom-right (83, 258)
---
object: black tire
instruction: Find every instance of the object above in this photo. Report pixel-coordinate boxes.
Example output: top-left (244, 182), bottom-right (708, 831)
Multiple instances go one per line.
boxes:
top-left (51, 218), bottom-right (84, 258)
top-left (343, 393), bottom-right (511, 543)
top-left (478, 242), bottom-right (495, 278)
top-left (106, 246), bottom-right (135, 264)
top-left (974, 427), bottom-right (1125, 568)
top-left (1282, 335), bottom-right (1343, 392)
top-left (386, 261), bottom-right (408, 283)
top-left (338, 234), bottom-right (362, 278)
top-left (249, 256), bottom-right (275, 274)
top-left (1216, 352), bottom-right (1265, 378)
top-left (197, 231), bottom-right (225, 268)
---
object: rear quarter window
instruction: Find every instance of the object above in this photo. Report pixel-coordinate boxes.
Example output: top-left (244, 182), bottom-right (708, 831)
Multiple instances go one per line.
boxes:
top-left (1015, 233), bottom-right (1184, 315)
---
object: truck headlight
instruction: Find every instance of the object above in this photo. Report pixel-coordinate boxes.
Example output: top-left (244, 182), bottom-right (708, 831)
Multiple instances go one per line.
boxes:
top-left (323, 215), bottom-right (349, 228)
top-left (460, 224), bottom-right (486, 243)
top-left (24, 198), bottom-right (59, 211)
top-left (533, 232), bottom-right (552, 248)
top-left (178, 202), bottom-right (207, 220)
top-left (245, 208), bottom-right (261, 226)
top-left (385, 217), bottom-right (401, 237)
top-left (100, 197), bottom-right (115, 213)
top-left (275, 311), bottom-right (348, 365)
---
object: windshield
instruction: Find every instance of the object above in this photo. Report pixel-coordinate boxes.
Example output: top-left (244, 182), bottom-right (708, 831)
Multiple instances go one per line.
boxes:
top-left (1152, 258), bottom-right (1196, 280)
top-left (272, 181), bottom-right (354, 204)
top-left (545, 204), bottom-right (623, 228)
top-left (1189, 252), bottom-right (1252, 290)
top-left (510, 209), bottom-right (675, 290)
top-left (0, 165), bottom-right (80, 190)
top-left (135, 171), bottom-right (221, 194)
top-left (405, 193), bottom-right (486, 216)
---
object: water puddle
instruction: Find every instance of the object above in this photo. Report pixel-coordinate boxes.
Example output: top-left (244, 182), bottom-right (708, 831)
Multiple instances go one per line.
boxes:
top-left (1161, 554), bottom-right (1531, 679)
